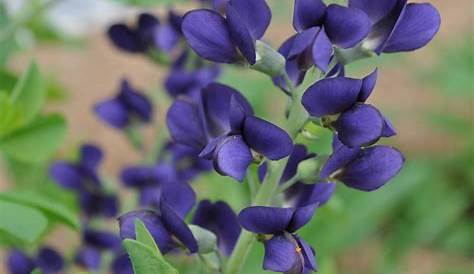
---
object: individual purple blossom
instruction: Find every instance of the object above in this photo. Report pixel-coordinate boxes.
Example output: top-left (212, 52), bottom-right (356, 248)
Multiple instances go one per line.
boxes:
top-left (192, 200), bottom-right (241, 255)
top-left (182, 0), bottom-right (271, 64)
top-left (49, 144), bottom-right (119, 218)
top-left (75, 228), bottom-right (122, 271)
top-left (108, 12), bottom-right (181, 54)
top-left (320, 136), bottom-right (404, 191)
top-left (95, 79), bottom-right (153, 129)
top-left (118, 185), bottom-right (198, 253)
top-left (301, 70), bottom-right (397, 148)
top-left (238, 193), bottom-right (321, 273)
top-left (349, 0), bottom-right (441, 54)
top-left (7, 247), bottom-right (64, 274)
top-left (166, 83), bottom-right (293, 181)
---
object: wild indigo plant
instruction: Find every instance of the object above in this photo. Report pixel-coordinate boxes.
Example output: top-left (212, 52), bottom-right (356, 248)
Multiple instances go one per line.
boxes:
top-left (5, 0), bottom-right (440, 273)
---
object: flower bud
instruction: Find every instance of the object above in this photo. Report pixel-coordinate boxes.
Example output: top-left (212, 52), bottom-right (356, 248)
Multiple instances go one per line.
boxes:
top-left (189, 225), bottom-right (217, 254)
top-left (251, 40), bottom-right (286, 77)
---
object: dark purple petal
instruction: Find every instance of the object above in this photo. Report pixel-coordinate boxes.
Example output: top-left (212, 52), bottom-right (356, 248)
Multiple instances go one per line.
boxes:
top-left (7, 250), bottom-right (35, 274)
top-left (229, 96), bottom-right (248, 131)
top-left (138, 186), bottom-right (161, 208)
top-left (80, 191), bottom-right (118, 218)
top-left (193, 200), bottom-right (241, 256)
top-left (238, 206), bottom-right (294, 234)
top-left (312, 28), bottom-right (333, 73)
top-left (161, 183), bottom-right (196, 219)
top-left (337, 146), bottom-right (404, 191)
top-left (95, 98), bottom-right (128, 129)
top-left (288, 27), bottom-right (319, 59)
top-left (214, 135), bottom-right (253, 182)
top-left (165, 69), bottom-right (198, 97)
top-left (160, 201), bottom-right (198, 253)
top-left (381, 115), bottom-right (397, 137)
top-left (75, 247), bottom-right (101, 270)
top-left (138, 13), bottom-right (160, 31)
top-left (121, 166), bottom-right (157, 188)
top-left (167, 99), bottom-right (207, 151)
top-left (302, 77), bottom-right (362, 117)
top-left (199, 136), bottom-right (226, 159)
top-left (281, 144), bottom-right (316, 183)
top-left (182, 9), bottom-right (239, 63)
top-left (107, 24), bottom-right (143, 53)
top-left (228, 0), bottom-right (271, 39)
top-left (326, 62), bottom-right (345, 78)
top-left (286, 182), bottom-right (336, 207)
top-left (168, 10), bottom-right (183, 33)
top-left (36, 247), bottom-right (64, 273)
top-left (49, 161), bottom-right (82, 190)
top-left (111, 253), bottom-right (134, 274)
top-left (293, 0), bottom-right (327, 31)
top-left (118, 210), bottom-right (174, 253)
top-left (349, 0), bottom-right (398, 23)
top-left (295, 236), bottom-right (318, 271)
top-left (258, 162), bottom-right (268, 182)
top-left (225, 2), bottom-right (257, 64)
top-left (243, 116), bottom-right (293, 160)
top-left (119, 80), bottom-right (153, 123)
top-left (334, 104), bottom-right (384, 147)
top-left (324, 4), bottom-right (371, 48)
top-left (83, 229), bottom-right (121, 250)
top-left (383, 3), bottom-right (441, 53)
top-left (154, 25), bottom-right (180, 52)
top-left (263, 235), bottom-right (299, 273)
top-left (320, 136), bottom-right (360, 179)
top-left (287, 203), bottom-right (318, 232)
top-left (358, 68), bottom-right (378, 102)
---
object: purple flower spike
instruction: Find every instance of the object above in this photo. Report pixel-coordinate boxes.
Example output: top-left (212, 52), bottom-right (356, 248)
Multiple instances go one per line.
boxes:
top-left (193, 200), bottom-right (241, 255)
top-left (95, 79), bottom-right (153, 129)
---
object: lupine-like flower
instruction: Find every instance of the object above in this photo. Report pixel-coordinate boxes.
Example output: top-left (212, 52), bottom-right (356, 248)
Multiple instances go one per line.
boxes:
top-left (238, 193), bottom-right (324, 273)
top-left (192, 200), bottom-right (241, 255)
top-left (182, 0), bottom-right (271, 64)
top-left (75, 228), bottom-right (122, 271)
top-left (49, 144), bottom-right (118, 218)
top-left (108, 12), bottom-right (181, 54)
top-left (110, 254), bottom-right (134, 274)
top-left (320, 136), bottom-right (404, 191)
top-left (118, 184), bottom-right (198, 254)
top-left (165, 51), bottom-right (221, 99)
top-left (349, 0), bottom-right (441, 54)
top-left (121, 164), bottom-right (195, 209)
top-left (95, 79), bottom-right (153, 129)
top-left (7, 247), bottom-right (63, 274)
top-left (167, 83), bottom-right (293, 181)
top-left (302, 70), bottom-right (397, 148)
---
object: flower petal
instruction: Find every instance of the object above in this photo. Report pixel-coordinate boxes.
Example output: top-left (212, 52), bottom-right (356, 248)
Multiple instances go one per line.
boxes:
top-left (119, 80), bottom-right (153, 123)
top-left (161, 182), bottom-right (196, 219)
top-left (111, 253), bottom-right (134, 274)
top-left (49, 161), bottom-right (82, 190)
top-left (36, 247), bottom-right (64, 273)
top-left (75, 247), bottom-right (101, 270)
top-left (337, 146), bottom-right (404, 191)
top-left (288, 203), bottom-right (318, 232)
top-left (121, 166), bottom-right (157, 188)
top-left (320, 136), bottom-right (360, 179)
top-left (295, 235), bottom-right (318, 271)
top-left (238, 206), bottom-right (294, 234)
top-left (107, 24), bottom-right (143, 53)
top-left (383, 3), bottom-right (441, 53)
top-left (281, 144), bottom-right (316, 183)
top-left (243, 116), bottom-right (293, 160)
top-left (182, 9), bottom-right (239, 63)
top-left (293, 0), bottom-right (327, 31)
top-left (166, 99), bottom-right (207, 151)
top-left (358, 68), bottom-right (378, 102)
top-left (288, 27), bottom-right (319, 59)
top-left (7, 250), bottom-right (35, 274)
top-left (228, 0), bottom-right (271, 39)
top-left (154, 24), bottom-right (180, 52)
top-left (263, 235), bottom-right (299, 273)
top-left (381, 115), bottom-right (397, 137)
top-left (324, 4), bottom-right (371, 48)
top-left (226, 2), bottom-right (257, 64)
top-left (79, 144), bottom-right (103, 172)
top-left (312, 28), bottom-right (333, 73)
top-left (286, 182), bottom-right (336, 207)
top-left (214, 135), bottom-right (253, 182)
top-left (333, 104), bottom-right (384, 147)
top-left (302, 77), bottom-right (362, 117)
top-left (348, 0), bottom-right (398, 23)
top-left (83, 229), bottom-right (121, 250)
top-left (160, 201), bottom-right (198, 253)
top-left (95, 98), bottom-right (128, 129)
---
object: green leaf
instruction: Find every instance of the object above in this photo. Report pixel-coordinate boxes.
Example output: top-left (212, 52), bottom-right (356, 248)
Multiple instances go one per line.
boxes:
top-left (9, 61), bottom-right (45, 125)
top-left (123, 239), bottom-right (179, 274)
top-left (0, 92), bottom-right (23, 136)
top-left (0, 113), bottom-right (67, 163)
top-left (0, 200), bottom-right (48, 245)
top-left (0, 69), bottom-right (17, 91)
top-left (0, 190), bottom-right (80, 230)
top-left (189, 225), bottom-right (217, 254)
top-left (134, 219), bottom-right (161, 255)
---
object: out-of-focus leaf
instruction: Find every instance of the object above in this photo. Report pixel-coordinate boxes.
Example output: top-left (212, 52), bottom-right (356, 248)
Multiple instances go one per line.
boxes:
top-left (0, 92), bottom-right (23, 136)
top-left (123, 239), bottom-right (179, 274)
top-left (438, 219), bottom-right (474, 255)
top-left (0, 190), bottom-right (80, 230)
top-left (0, 114), bottom-right (67, 163)
top-left (0, 69), bottom-right (17, 91)
top-left (0, 200), bottom-right (48, 245)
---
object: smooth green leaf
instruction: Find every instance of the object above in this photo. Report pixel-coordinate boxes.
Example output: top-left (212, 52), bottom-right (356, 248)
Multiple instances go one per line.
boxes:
top-left (9, 61), bottom-right (45, 125)
top-left (0, 200), bottom-right (48, 245)
top-left (189, 225), bottom-right (217, 254)
top-left (0, 190), bottom-right (80, 229)
top-left (123, 239), bottom-right (179, 274)
top-left (0, 93), bottom-right (23, 136)
top-left (0, 113), bottom-right (67, 163)
top-left (134, 219), bottom-right (161, 256)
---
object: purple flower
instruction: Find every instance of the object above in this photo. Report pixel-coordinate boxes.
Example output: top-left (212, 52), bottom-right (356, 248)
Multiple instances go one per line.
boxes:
top-left (75, 228), bottom-right (122, 270)
top-left (182, 0), bottom-right (271, 64)
top-left (95, 79), bottom-right (153, 129)
top-left (238, 193), bottom-right (321, 274)
top-left (118, 196), bottom-right (198, 254)
top-left (49, 144), bottom-right (119, 218)
top-left (165, 51), bottom-right (221, 98)
top-left (349, 0), bottom-right (441, 54)
top-left (192, 200), bottom-right (241, 255)
top-left (320, 136), bottom-right (404, 191)
top-left (301, 70), bottom-right (397, 148)
top-left (166, 83), bottom-right (293, 181)
top-left (107, 12), bottom-right (181, 54)
top-left (8, 247), bottom-right (64, 274)
top-left (111, 253), bottom-right (134, 274)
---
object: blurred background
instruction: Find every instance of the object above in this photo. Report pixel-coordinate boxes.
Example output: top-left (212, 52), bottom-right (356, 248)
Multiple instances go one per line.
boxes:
top-left (0, 0), bottom-right (472, 273)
